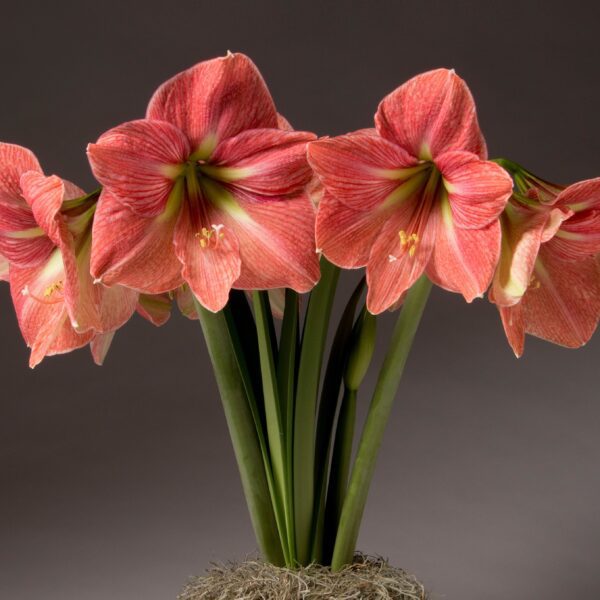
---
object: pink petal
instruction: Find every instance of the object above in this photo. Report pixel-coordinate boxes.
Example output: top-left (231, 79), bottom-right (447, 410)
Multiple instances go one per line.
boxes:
top-left (426, 196), bottom-right (501, 302)
top-left (87, 119), bottom-right (191, 216)
top-left (9, 261), bottom-right (94, 368)
top-left (136, 293), bottom-right (172, 326)
top-left (176, 285), bottom-right (198, 320)
top-left (208, 183), bottom-right (320, 293)
top-left (20, 172), bottom-right (69, 246)
top-left (209, 128), bottom-right (316, 195)
top-left (497, 303), bottom-right (525, 357)
top-left (491, 202), bottom-right (568, 307)
top-left (316, 191), bottom-right (391, 269)
top-left (0, 202), bottom-right (52, 268)
top-left (91, 191), bottom-right (184, 294)
top-left (307, 131), bottom-right (420, 211)
top-left (366, 201), bottom-right (438, 314)
top-left (0, 159), bottom-right (53, 268)
top-left (174, 195), bottom-right (241, 312)
top-left (436, 151), bottom-right (513, 229)
top-left (546, 178), bottom-right (600, 260)
top-left (20, 171), bottom-right (105, 334)
top-left (0, 142), bottom-right (41, 203)
top-left (520, 248), bottom-right (600, 349)
top-left (375, 68), bottom-right (487, 160)
top-left (146, 52), bottom-right (278, 150)
top-left (0, 252), bottom-right (7, 281)
top-left (90, 331), bottom-right (116, 366)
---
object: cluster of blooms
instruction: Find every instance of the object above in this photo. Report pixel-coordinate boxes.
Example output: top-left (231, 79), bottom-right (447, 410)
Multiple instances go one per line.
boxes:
top-left (1, 53), bottom-right (599, 367)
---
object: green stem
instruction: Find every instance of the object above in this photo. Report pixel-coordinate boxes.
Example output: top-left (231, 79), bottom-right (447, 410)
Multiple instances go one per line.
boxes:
top-left (252, 291), bottom-right (291, 565)
top-left (195, 299), bottom-right (285, 566)
top-left (331, 275), bottom-right (432, 570)
top-left (294, 258), bottom-right (340, 565)
top-left (311, 278), bottom-right (365, 562)
top-left (278, 289), bottom-right (299, 563)
top-left (323, 387), bottom-right (357, 563)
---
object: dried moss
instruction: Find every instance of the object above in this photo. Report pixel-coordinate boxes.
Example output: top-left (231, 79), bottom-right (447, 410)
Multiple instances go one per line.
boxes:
top-left (178, 554), bottom-right (427, 600)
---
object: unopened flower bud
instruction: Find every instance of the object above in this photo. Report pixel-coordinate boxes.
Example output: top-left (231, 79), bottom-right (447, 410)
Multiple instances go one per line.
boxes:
top-left (344, 311), bottom-right (377, 391)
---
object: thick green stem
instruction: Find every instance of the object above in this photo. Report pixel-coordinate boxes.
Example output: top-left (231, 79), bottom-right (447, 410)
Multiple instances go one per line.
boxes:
top-left (311, 278), bottom-right (365, 563)
top-left (252, 291), bottom-right (292, 564)
top-left (278, 289), bottom-right (299, 563)
top-left (323, 387), bottom-right (357, 563)
top-left (331, 276), bottom-right (432, 570)
top-left (195, 300), bottom-right (285, 566)
top-left (294, 258), bottom-right (340, 564)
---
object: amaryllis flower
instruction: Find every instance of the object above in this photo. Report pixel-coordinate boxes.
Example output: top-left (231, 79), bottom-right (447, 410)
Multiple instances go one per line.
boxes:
top-left (0, 143), bottom-right (138, 367)
top-left (87, 52), bottom-right (320, 312)
top-left (308, 68), bottom-right (513, 313)
top-left (489, 163), bottom-right (600, 356)
top-left (0, 252), bottom-right (7, 280)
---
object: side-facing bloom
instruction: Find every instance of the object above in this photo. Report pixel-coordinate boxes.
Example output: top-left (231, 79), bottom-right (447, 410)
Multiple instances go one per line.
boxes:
top-left (489, 162), bottom-right (600, 355)
top-left (308, 68), bottom-right (513, 313)
top-left (0, 143), bottom-right (138, 367)
top-left (87, 52), bottom-right (320, 312)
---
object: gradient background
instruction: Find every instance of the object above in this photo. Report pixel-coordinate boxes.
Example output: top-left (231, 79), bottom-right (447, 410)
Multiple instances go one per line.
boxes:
top-left (2, 1), bottom-right (600, 598)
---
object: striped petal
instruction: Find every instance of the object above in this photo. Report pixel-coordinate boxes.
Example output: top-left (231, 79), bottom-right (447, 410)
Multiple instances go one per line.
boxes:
top-left (436, 151), bottom-right (512, 229)
top-left (491, 201), bottom-right (571, 307)
top-left (426, 193), bottom-right (501, 302)
top-left (316, 192), bottom-right (391, 269)
top-left (9, 255), bottom-right (94, 368)
top-left (91, 191), bottom-right (184, 294)
top-left (375, 68), bottom-right (487, 160)
top-left (87, 119), bottom-right (191, 217)
top-left (366, 200), bottom-right (438, 314)
top-left (307, 131), bottom-right (420, 211)
top-left (497, 303), bottom-right (525, 357)
top-left (202, 181), bottom-right (320, 293)
top-left (519, 248), bottom-right (600, 349)
top-left (209, 128), bottom-right (316, 195)
top-left (548, 178), bottom-right (600, 260)
top-left (174, 193), bottom-right (241, 313)
top-left (146, 52), bottom-right (278, 150)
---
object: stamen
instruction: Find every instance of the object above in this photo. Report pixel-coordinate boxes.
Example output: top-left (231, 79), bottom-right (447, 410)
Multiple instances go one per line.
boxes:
top-left (398, 230), bottom-right (419, 258)
top-left (195, 224), bottom-right (225, 249)
top-left (44, 281), bottom-right (64, 298)
top-left (529, 274), bottom-right (541, 290)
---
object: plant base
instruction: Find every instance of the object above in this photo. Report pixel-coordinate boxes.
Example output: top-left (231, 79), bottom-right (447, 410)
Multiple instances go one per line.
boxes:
top-left (178, 553), bottom-right (427, 599)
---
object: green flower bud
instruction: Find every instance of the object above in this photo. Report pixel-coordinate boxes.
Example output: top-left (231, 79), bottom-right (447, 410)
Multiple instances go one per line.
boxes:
top-left (344, 310), bottom-right (377, 391)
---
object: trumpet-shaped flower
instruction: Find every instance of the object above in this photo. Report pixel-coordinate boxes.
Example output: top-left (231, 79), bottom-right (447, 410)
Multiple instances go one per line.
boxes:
top-left (0, 143), bottom-right (138, 367)
top-left (489, 163), bottom-right (600, 355)
top-left (87, 52), bottom-right (320, 313)
top-left (308, 69), bottom-right (513, 313)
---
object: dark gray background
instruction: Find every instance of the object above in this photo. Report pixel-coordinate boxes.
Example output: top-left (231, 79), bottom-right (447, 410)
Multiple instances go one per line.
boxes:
top-left (2, 1), bottom-right (600, 598)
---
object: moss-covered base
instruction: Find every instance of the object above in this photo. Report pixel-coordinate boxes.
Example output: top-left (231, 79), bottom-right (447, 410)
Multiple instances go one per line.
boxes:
top-left (178, 554), bottom-right (427, 599)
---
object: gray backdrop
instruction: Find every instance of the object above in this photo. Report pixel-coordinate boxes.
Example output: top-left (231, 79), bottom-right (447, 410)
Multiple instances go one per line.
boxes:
top-left (1, 1), bottom-right (599, 598)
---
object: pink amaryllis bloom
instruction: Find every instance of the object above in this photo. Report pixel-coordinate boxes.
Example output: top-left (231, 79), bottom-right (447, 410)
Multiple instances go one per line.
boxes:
top-left (308, 68), bottom-right (513, 314)
top-left (87, 52), bottom-right (320, 313)
top-left (489, 162), bottom-right (600, 356)
top-left (0, 252), bottom-right (7, 280)
top-left (0, 143), bottom-right (138, 367)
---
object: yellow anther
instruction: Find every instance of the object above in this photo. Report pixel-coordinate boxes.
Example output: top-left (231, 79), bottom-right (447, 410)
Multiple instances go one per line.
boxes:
top-left (43, 281), bottom-right (63, 298)
top-left (398, 229), bottom-right (419, 258)
top-left (195, 224), bottom-right (225, 249)
top-left (529, 274), bottom-right (541, 290)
